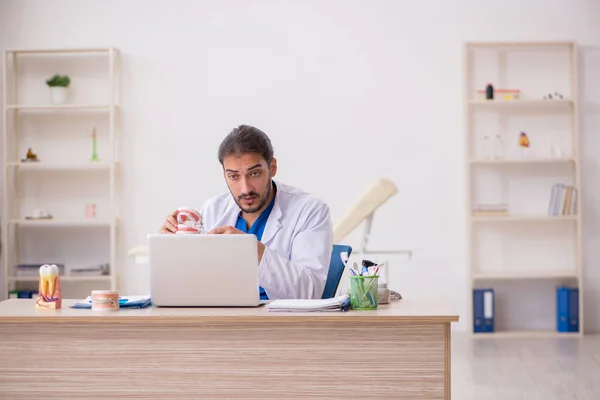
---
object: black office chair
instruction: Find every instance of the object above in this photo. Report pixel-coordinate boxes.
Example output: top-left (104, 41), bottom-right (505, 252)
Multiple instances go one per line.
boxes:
top-left (321, 244), bottom-right (352, 299)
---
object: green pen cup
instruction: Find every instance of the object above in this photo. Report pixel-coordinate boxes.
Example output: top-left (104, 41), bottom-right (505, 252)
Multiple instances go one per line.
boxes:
top-left (349, 275), bottom-right (379, 310)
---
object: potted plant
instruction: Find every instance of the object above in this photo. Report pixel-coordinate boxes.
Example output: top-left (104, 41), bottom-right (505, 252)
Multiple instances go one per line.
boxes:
top-left (46, 74), bottom-right (71, 104)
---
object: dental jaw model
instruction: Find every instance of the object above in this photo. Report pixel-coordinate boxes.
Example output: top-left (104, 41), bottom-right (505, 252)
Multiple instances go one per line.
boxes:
top-left (35, 264), bottom-right (62, 310)
top-left (176, 207), bottom-right (205, 234)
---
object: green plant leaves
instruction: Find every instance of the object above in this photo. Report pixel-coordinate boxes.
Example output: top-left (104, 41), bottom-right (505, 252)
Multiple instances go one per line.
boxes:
top-left (46, 74), bottom-right (70, 87)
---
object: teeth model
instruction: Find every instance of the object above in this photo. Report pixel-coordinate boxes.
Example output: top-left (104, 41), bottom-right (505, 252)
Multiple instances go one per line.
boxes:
top-left (39, 264), bottom-right (59, 300)
top-left (176, 207), bottom-right (204, 234)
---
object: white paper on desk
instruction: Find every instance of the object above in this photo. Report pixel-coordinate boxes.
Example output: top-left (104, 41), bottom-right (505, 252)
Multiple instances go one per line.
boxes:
top-left (267, 294), bottom-right (349, 312)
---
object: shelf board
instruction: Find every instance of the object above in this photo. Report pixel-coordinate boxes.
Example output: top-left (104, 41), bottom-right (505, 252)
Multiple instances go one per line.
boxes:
top-left (473, 271), bottom-right (579, 281)
top-left (6, 48), bottom-right (116, 55)
top-left (470, 158), bottom-right (575, 165)
top-left (467, 99), bottom-right (574, 107)
top-left (472, 215), bottom-right (577, 222)
top-left (466, 41), bottom-right (575, 48)
top-left (6, 162), bottom-right (115, 171)
top-left (8, 219), bottom-right (115, 227)
top-left (472, 330), bottom-right (581, 339)
top-left (4, 104), bottom-right (116, 111)
top-left (8, 276), bottom-right (111, 282)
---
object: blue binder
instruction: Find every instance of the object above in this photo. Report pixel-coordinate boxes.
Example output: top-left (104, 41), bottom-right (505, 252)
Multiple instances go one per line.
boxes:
top-left (473, 288), bottom-right (494, 333)
top-left (569, 287), bottom-right (579, 332)
top-left (556, 286), bottom-right (569, 332)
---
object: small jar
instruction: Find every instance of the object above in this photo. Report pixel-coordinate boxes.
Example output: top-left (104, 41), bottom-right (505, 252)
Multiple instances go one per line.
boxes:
top-left (378, 282), bottom-right (390, 304)
top-left (91, 290), bottom-right (119, 311)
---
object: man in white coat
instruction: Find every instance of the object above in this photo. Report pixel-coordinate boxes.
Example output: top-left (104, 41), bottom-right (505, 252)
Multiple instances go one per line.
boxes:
top-left (160, 125), bottom-right (333, 300)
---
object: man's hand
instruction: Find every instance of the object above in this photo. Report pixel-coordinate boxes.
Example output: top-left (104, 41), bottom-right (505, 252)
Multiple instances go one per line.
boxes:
top-left (159, 210), bottom-right (178, 234)
top-left (209, 225), bottom-right (266, 262)
top-left (208, 225), bottom-right (246, 235)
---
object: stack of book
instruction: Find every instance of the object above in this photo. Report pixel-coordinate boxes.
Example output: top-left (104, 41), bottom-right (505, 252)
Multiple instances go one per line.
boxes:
top-left (548, 184), bottom-right (577, 216)
top-left (472, 203), bottom-right (508, 217)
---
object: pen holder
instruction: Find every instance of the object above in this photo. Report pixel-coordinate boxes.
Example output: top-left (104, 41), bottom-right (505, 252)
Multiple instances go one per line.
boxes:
top-left (349, 276), bottom-right (379, 310)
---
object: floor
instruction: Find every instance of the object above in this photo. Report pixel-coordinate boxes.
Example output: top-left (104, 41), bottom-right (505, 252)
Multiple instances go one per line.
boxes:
top-left (452, 333), bottom-right (600, 399)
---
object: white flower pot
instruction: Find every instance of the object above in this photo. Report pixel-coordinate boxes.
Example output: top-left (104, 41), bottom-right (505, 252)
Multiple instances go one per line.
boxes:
top-left (50, 87), bottom-right (69, 105)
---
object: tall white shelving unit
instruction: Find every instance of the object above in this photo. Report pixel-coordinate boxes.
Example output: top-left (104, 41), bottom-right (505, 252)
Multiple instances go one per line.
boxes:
top-left (464, 42), bottom-right (582, 337)
top-left (2, 48), bottom-right (120, 299)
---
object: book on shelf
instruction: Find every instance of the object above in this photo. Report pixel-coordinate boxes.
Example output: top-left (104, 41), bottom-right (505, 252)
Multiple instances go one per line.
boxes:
top-left (473, 288), bottom-right (494, 333)
top-left (548, 184), bottom-right (577, 216)
top-left (556, 286), bottom-right (579, 332)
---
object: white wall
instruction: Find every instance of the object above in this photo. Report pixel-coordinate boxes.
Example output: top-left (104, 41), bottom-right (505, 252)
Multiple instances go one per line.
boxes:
top-left (0, 0), bottom-right (599, 332)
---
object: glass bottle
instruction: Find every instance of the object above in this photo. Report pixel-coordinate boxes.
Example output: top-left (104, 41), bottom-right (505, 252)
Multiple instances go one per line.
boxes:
top-left (493, 134), bottom-right (505, 159)
top-left (482, 135), bottom-right (491, 159)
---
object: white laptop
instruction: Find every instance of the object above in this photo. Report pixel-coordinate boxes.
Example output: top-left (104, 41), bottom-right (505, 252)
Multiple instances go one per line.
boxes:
top-left (147, 234), bottom-right (263, 307)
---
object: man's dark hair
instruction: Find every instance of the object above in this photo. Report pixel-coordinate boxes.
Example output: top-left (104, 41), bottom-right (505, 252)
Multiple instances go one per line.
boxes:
top-left (218, 125), bottom-right (274, 165)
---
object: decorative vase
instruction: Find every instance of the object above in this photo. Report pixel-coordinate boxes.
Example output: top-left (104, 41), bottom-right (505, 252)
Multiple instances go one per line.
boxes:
top-left (50, 87), bottom-right (69, 105)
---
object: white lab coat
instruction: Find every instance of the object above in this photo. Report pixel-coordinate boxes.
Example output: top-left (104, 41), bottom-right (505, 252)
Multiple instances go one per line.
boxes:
top-left (198, 180), bottom-right (333, 300)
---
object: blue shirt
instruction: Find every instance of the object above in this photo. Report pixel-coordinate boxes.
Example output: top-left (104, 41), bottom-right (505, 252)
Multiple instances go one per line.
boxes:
top-left (235, 191), bottom-right (276, 300)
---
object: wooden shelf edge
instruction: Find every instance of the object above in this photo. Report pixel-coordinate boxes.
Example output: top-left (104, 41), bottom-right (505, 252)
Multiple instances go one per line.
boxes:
top-left (472, 330), bottom-right (581, 339)
top-left (6, 47), bottom-right (118, 54)
top-left (5, 162), bottom-right (117, 170)
top-left (472, 273), bottom-right (579, 281)
top-left (8, 276), bottom-right (112, 282)
top-left (467, 99), bottom-right (574, 106)
top-left (4, 104), bottom-right (118, 110)
top-left (465, 41), bottom-right (576, 48)
top-left (469, 158), bottom-right (575, 165)
top-left (471, 215), bottom-right (577, 222)
top-left (6, 219), bottom-right (119, 226)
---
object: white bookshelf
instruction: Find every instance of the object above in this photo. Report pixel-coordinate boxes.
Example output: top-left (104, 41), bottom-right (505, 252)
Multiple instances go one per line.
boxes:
top-left (1, 48), bottom-right (121, 299)
top-left (464, 41), bottom-right (582, 337)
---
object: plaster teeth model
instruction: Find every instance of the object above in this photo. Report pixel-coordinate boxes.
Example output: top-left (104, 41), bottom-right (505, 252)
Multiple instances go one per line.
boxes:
top-left (176, 207), bottom-right (205, 234)
top-left (36, 264), bottom-right (62, 310)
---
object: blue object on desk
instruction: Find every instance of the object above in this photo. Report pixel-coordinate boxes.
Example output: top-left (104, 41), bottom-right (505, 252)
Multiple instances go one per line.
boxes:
top-left (322, 244), bottom-right (353, 299)
top-left (17, 290), bottom-right (34, 299)
top-left (70, 296), bottom-right (152, 309)
top-left (340, 295), bottom-right (351, 311)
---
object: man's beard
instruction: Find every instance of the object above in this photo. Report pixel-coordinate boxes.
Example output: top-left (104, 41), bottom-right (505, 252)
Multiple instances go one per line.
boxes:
top-left (236, 179), bottom-right (272, 214)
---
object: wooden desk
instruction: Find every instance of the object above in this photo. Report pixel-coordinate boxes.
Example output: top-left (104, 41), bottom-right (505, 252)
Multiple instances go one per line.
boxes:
top-left (0, 298), bottom-right (458, 399)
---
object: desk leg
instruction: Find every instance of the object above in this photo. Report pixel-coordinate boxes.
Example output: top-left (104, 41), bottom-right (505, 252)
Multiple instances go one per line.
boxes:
top-left (445, 321), bottom-right (451, 400)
